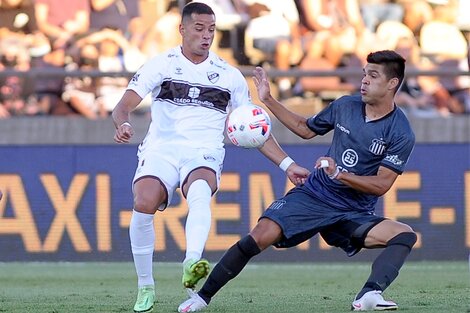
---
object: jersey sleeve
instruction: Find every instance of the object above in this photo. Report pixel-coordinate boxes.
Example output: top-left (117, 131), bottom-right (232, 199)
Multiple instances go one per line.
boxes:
top-left (228, 68), bottom-right (252, 110)
top-left (127, 54), bottom-right (167, 99)
top-left (306, 101), bottom-right (337, 135)
top-left (381, 132), bottom-right (415, 174)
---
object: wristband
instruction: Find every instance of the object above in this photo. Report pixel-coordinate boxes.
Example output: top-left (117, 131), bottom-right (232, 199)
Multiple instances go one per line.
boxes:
top-left (328, 167), bottom-right (340, 180)
top-left (279, 157), bottom-right (294, 172)
top-left (120, 122), bottom-right (132, 128)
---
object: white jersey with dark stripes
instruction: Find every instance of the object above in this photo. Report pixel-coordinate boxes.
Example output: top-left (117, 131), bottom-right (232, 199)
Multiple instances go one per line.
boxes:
top-left (127, 46), bottom-right (251, 149)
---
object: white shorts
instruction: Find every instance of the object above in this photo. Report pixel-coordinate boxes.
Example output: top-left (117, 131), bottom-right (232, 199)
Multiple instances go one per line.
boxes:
top-left (133, 144), bottom-right (225, 210)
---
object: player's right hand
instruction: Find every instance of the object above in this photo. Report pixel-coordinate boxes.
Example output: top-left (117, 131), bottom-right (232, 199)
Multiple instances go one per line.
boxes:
top-left (286, 163), bottom-right (310, 186)
top-left (114, 123), bottom-right (134, 144)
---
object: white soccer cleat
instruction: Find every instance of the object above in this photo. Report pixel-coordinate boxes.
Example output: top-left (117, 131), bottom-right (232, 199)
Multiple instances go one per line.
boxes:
top-left (351, 290), bottom-right (398, 311)
top-left (178, 289), bottom-right (208, 312)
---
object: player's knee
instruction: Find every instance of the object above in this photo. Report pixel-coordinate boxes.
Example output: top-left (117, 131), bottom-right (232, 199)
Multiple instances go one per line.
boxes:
top-left (387, 232), bottom-right (417, 250)
top-left (134, 197), bottom-right (160, 214)
top-left (237, 235), bottom-right (261, 258)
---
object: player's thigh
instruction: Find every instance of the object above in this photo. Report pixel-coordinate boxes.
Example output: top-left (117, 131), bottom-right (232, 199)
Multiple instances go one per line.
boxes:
top-left (133, 148), bottom-right (180, 212)
top-left (180, 147), bottom-right (224, 196)
top-left (364, 219), bottom-right (414, 247)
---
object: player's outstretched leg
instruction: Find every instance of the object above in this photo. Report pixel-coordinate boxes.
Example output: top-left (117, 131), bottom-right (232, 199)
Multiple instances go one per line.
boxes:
top-left (351, 290), bottom-right (398, 311)
top-left (133, 285), bottom-right (155, 313)
top-left (182, 258), bottom-right (210, 289)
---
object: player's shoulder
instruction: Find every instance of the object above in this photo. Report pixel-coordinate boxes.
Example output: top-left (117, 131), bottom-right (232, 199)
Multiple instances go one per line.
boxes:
top-left (393, 106), bottom-right (415, 135)
top-left (209, 51), bottom-right (243, 75)
top-left (329, 94), bottom-right (362, 111)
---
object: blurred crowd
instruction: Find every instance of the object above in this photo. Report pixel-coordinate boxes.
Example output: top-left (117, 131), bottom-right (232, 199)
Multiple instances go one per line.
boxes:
top-left (0, 0), bottom-right (469, 119)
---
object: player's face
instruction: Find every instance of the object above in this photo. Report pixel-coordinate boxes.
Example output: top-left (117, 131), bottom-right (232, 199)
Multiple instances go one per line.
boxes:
top-left (360, 63), bottom-right (390, 104)
top-left (180, 13), bottom-right (215, 62)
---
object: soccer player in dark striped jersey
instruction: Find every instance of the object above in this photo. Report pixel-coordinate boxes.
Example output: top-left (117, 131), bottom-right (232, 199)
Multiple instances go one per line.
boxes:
top-left (178, 50), bottom-right (417, 312)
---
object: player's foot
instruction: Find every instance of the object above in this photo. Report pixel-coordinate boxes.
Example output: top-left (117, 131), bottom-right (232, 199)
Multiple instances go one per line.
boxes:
top-left (182, 258), bottom-right (210, 289)
top-left (133, 285), bottom-right (155, 313)
top-left (351, 290), bottom-right (398, 311)
top-left (178, 289), bottom-right (208, 312)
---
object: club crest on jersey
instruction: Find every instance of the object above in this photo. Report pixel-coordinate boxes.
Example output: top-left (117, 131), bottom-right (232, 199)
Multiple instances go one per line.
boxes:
top-left (369, 138), bottom-right (386, 155)
top-left (207, 71), bottom-right (220, 84)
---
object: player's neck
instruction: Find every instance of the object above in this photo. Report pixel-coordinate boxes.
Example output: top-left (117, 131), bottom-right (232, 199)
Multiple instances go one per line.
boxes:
top-left (180, 46), bottom-right (209, 64)
top-left (364, 101), bottom-right (394, 121)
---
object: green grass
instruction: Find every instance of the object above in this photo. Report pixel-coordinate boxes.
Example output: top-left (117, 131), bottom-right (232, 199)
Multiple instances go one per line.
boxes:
top-left (0, 261), bottom-right (468, 313)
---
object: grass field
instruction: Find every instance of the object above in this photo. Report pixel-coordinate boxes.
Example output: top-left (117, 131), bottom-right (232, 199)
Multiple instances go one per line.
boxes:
top-left (0, 261), bottom-right (468, 313)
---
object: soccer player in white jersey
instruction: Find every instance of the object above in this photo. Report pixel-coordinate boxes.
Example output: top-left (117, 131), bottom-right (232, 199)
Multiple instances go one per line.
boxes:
top-left (111, 2), bottom-right (310, 312)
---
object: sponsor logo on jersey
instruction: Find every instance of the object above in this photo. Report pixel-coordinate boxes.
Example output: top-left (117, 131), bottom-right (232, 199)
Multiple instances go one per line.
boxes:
top-left (384, 154), bottom-right (404, 166)
top-left (175, 67), bottom-right (183, 75)
top-left (342, 149), bottom-right (358, 167)
top-left (130, 73), bottom-right (140, 85)
top-left (188, 87), bottom-right (201, 99)
top-left (207, 71), bottom-right (220, 84)
top-left (369, 138), bottom-right (386, 155)
top-left (336, 123), bottom-right (350, 134)
top-left (203, 154), bottom-right (216, 162)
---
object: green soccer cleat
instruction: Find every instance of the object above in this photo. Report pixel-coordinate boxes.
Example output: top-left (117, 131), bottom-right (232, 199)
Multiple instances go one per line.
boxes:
top-left (182, 259), bottom-right (210, 289)
top-left (133, 285), bottom-right (155, 313)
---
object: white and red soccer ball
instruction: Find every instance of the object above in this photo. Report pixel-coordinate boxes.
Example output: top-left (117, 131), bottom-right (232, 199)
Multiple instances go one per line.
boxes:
top-left (226, 104), bottom-right (272, 148)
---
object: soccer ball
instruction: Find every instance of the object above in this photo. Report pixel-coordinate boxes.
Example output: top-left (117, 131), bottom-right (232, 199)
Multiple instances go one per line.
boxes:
top-left (226, 104), bottom-right (271, 148)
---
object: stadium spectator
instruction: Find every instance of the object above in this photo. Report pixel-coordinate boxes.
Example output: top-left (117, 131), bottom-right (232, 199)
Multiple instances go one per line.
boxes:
top-left (0, 0), bottom-right (37, 34)
top-left (359, 0), bottom-right (404, 32)
top-left (194, 0), bottom-right (251, 64)
top-left (294, 0), bottom-right (366, 98)
top-left (178, 50), bottom-right (417, 312)
top-left (141, 0), bottom-right (182, 58)
top-left (419, 0), bottom-right (469, 114)
top-left (394, 36), bottom-right (440, 117)
top-left (242, 0), bottom-right (305, 98)
top-left (62, 43), bottom-right (105, 119)
top-left (28, 31), bottom-right (69, 116)
top-left (399, 0), bottom-right (433, 37)
top-left (0, 34), bottom-right (30, 116)
top-left (74, 28), bottom-right (138, 115)
top-left (111, 3), bottom-right (310, 313)
top-left (34, 0), bottom-right (90, 49)
top-left (89, 0), bottom-right (146, 50)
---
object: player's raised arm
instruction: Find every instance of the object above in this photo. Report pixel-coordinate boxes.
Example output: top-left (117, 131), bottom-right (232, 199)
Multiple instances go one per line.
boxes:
top-left (253, 67), bottom-right (317, 140)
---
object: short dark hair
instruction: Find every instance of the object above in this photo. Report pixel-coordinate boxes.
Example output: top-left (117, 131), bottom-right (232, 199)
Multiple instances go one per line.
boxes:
top-left (367, 50), bottom-right (406, 92)
top-left (182, 2), bottom-right (215, 22)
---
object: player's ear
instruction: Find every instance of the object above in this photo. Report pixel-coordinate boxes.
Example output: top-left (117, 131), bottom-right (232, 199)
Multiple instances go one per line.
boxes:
top-left (388, 77), bottom-right (399, 91)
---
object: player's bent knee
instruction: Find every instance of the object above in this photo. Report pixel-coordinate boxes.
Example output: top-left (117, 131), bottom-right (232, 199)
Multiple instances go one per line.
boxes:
top-left (387, 232), bottom-right (417, 250)
top-left (134, 198), bottom-right (161, 214)
top-left (237, 235), bottom-right (261, 258)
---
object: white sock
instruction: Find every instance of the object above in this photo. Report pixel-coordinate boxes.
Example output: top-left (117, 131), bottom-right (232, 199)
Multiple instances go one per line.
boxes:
top-left (130, 210), bottom-right (155, 287)
top-left (184, 179), bottom-right (212, 263)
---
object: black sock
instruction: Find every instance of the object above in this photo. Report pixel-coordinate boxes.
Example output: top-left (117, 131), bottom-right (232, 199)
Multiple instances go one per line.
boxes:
top-left (356, 232), bottom-right (417, 299)
top-left (198, 235), bottom-right (261, 304)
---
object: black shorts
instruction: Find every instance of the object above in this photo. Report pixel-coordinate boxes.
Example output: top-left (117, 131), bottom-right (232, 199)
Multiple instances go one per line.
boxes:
top-left (260, 185), bottom-right (386, 255)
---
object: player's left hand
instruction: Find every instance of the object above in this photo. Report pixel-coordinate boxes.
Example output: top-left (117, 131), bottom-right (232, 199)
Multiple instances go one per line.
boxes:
top-left (253, 67), bottom-right (271, 103)
top-left (286, 163), bottom-right (310, 186)
top-left (114, 122), bottom-right (134, 144)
